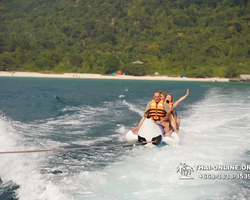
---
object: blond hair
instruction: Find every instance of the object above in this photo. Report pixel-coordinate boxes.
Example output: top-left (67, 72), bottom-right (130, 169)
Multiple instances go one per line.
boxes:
top-left (159, 91), bottom-right (166, 98)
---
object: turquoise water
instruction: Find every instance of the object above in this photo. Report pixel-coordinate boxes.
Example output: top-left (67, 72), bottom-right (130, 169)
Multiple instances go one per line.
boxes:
top-left (0, 77), bottom-right (250, 200)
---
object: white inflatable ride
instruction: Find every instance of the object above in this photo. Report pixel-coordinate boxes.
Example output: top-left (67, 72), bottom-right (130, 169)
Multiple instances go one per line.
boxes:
top-left (126, 117), bottom-right (179, 147)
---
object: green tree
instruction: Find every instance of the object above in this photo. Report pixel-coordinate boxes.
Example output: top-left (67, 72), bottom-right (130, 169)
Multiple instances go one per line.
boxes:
top-left (121, 64), bottom-right (149, 76)
top-left (225, 65), bottom-right (239, 78)
top-left (104, 55), bottom-right (120, 74)
top-left (1, 0), bottom-right (250, 77)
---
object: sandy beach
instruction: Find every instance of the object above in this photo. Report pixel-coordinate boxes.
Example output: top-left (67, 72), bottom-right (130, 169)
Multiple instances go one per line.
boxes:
top-left (0, 71), bottom-right (229, 82)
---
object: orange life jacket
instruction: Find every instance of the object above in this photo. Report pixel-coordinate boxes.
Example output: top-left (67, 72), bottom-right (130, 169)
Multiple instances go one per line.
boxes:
top-left (165, 99), bottom-right (173, 113)
top-left (168, 102), bottom-right (173, 112)
top-left (148, 99), bottom-right (166, 121)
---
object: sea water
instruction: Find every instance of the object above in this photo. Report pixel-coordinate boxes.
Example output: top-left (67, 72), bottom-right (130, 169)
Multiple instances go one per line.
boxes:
top-left (0, 77), bottom-right (250, 200)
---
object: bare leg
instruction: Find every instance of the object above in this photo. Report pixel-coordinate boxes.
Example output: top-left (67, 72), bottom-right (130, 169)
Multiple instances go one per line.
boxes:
top-left (177, 118), bottom-right (180, 129)
top-left (170, 115), bottom-right (178, 133)
top-left (164, 130), bottom-right (173, 137)
top-left (161, 121), bottom-right (169, 133)
top-left (161, 121), bottom-right (174, 137)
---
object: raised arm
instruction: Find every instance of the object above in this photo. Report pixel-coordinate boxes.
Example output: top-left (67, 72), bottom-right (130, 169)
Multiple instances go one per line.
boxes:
top-left (173, 89), bottom-right (189, 109)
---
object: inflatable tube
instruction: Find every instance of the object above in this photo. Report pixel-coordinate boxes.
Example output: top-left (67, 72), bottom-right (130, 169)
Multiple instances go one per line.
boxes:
top-left (162, 132), bottom-right (179, 146)
top-left (126, 130), bottom-right (138, 144)
top-left (138, 118), bottom-right (164, 146)
top-left (125, 118), bottom-right (180, 146)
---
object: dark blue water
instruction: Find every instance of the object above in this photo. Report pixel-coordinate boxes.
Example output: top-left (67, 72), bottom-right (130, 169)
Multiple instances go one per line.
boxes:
top-left (0, 77), bottom-right (250, 200)
top-left (0, 78), bottom-right (208, 121)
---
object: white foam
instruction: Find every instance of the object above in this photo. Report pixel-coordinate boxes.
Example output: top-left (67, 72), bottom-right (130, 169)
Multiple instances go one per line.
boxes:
top-left (122, 100), bottom-right (144, 116)
top-left (0, 118), bottom-right (71, 200)
top-left (56, 87), bottom-right (250, 199)
top-left (1, 86), bottom-right (250, 200)
top-left (113, 124), bottom-right (127, 142)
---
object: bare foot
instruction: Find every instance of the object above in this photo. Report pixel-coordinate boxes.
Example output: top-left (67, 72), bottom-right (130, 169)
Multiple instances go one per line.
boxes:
top-left (164, 130), bottom-right (173, 137)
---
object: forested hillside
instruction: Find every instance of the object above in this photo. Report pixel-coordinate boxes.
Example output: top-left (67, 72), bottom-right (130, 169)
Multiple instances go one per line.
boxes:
top-left (1, 0), bottom-right (250, 77)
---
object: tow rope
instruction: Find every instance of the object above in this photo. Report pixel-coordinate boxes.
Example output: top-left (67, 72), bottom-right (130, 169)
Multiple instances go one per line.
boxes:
top-left (0, 141), bottom-right (154, 154)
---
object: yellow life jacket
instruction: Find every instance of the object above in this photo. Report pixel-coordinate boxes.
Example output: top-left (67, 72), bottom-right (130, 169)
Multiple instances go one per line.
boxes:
top-left (148, 99), bottom-right (166, 121)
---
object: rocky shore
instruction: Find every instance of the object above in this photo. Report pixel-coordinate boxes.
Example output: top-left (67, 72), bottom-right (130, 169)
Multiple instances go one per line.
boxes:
top-left (230, 74), bottom-right (250, 82)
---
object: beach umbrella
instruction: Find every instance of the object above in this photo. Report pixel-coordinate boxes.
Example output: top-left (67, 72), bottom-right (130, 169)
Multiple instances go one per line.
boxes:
top-left (117, 70), bottom-right (122, 75)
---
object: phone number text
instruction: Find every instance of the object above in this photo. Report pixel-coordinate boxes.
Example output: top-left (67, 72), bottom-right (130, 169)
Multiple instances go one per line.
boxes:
top-left (199, 173), bottom-right (250, 180)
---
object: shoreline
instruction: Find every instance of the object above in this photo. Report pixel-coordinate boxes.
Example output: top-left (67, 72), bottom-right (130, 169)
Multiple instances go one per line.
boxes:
top-left (0, 71), bottom-right (230, 82)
